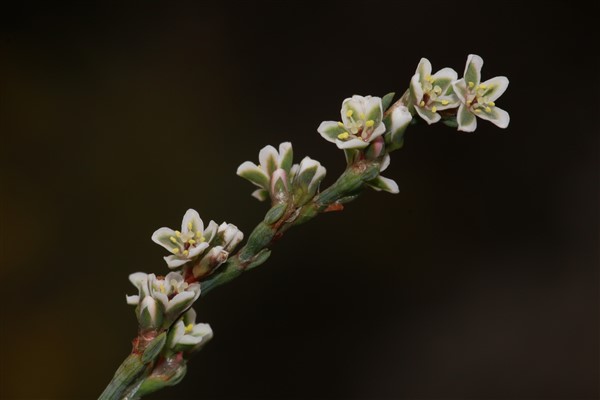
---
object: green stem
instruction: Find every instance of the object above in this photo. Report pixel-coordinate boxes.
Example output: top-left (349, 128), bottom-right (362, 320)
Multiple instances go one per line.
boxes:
top-left (98, 354), bottom-right (148, 400)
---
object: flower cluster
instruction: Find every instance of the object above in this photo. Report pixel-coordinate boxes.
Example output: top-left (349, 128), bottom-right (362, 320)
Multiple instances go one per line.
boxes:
top-left (237, 142), bottom-right (327, 206)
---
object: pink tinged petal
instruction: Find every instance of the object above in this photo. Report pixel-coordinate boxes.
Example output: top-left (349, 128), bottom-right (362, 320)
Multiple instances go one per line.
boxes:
top-left (181, 209), bottom-right (203, 236)
top-left (251, 189), bottom-right (269, 202)
top-left (452, 79), bottom-right (468, 103)
top-left (164, 255), bottom-right (189, 269)
top-left (464, 54), bottom-right (483, 86)
top-left (480, 76), bottom-right (509, 102)
top-left (431, 67), bottom-right (458, 91)
top-left (126, 295), bottom-right (139, 305)
top-left (188, 241), bottom-right (210, 258)
top-left (237, 161), bottom-right (270, 189)
top-left (476, 106), bottom-right (510, 129)
top-left (335, 137), bottom-right (369, 149)
top-left (129, 272), bottom-right (148, 288)
top-left (380, 154), bottom-right (391, 172)
top-left (415, 57), bottom-right (432, 82)
top-left (414, 106), bottom-right (442, 125)
top-left (277, 142), bottom-right (293, 172)
top-left (457, 103), bottom-right (477, 132)
top-left (152, 227), bottom-right (178, 252)
top-left (259, 144), bottom-right (279, 175)
top-left (409, 73), bottom-right (424, 103)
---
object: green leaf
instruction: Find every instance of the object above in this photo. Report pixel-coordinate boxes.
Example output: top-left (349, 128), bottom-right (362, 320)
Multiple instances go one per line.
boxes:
top-left (381, 92), bottom-right (395, 111)
top-left (264, 202), bottom-right (287, 225)
top-left (246, 248), bottom-right (272, 270)
top-left (442, 117), bottom-right (458, 128)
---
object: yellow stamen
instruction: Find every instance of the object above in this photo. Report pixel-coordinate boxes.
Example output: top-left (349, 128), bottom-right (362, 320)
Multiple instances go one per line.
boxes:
top-left (185, 323), bottom-right (194, 333)
top-left (198, 236), bottom-right (206, 243)
top-left (425, 74), bottom-right (434, 83)
top-left (467, 100), bottom-right (472, 106)
top-left (175, 230), bottom-right (181, 238)
top-left (159, 284), bottom-right (166, 294)
top-left (188, 239), bottom-right (196, 245)
top-left (183, 250), bottom-right (189, 256)
top-left (489, 101), bottom-right (495, 107)
top-left (195, 231), bottom-right (202, 238)
top-left (170, 236), bottom-right (177, 243)
top-left (441, 100), bottom-right (449, 105)
top-left (358, 112), bottom-right (365, 120)
top-left (479, 84), bottom-right (487, 89)
top-left (365, 120), bottom-right (375, 128)
top-left (337, 132), bottom-right (349, 140)
top-left (468, 81), bottom-right (474, 88)
top-left (433, 85), bottom-right (442, 94)
top-left (419, 100), bottom-right (425, 107)
top-left (485, 106), bottom-right (492, 112)
top-left (475, 109), bottom-right (481, 113)
top-left (172, 248), bottom-right (180, 254)
top-left (346, 110), bottom-right (353, 117)
top-left (431, 106), bottom-right (437, 113)
top-left (337, 121), bottom-right (344, 127)
top-left (187, 222), bottom-right (193, 230)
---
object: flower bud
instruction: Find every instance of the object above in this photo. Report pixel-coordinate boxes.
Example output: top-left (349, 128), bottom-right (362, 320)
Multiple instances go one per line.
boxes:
top-left (192, 246), bottom-right (229, 279)
top-left (291, 156), bottom-right (327, 206)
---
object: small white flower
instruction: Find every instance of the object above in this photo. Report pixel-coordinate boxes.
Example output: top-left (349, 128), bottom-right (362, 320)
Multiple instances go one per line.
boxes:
top-left (318, 95), bottom-right (386, 149)
top-left (152, 209), bottom-right (219, 269)
top-left (126, 271), bottom-right (201, 327)
top-left (167, 308), bottom-right (213, 353)
top-left (385, 105), bottom-right (412, 152)
top-left (237, 142), bottom-right (294, 201)
top-left (214, 223), bottom-right (244, 253)
top-left (452, 54), bottom-right (510, 132)
top-left (409, 58), bottom-right (459, 124)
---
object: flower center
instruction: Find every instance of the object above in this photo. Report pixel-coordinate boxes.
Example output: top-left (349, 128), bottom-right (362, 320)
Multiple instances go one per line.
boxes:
top-left (168, 228), bottom-right (206, 256)
top-left (337, 109), bottom-right (376, 141)
top-left (466, 81), bottom-right (496, 113)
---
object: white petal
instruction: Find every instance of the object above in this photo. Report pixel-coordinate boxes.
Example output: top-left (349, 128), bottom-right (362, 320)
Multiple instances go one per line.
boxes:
top-left (259, 144), bottom-right (279, 175)
top-left (183, 308), bottom-right (197, 325)
top-left (380, 154), bottom-right (391, 172)
top-left (457, 103), bottom-right (477, 132)
top-left (415, 57), bottom-right (432, 81)
top-left (431, 67), bottom-right (458, 89)
top-left (151, 227), bottom-right (177, 252)
top-left (153, 292), bottom-right (169, 308)
top-left (409, 73), bottom-right (424, 103)
top-left (298, 156), bottom-right (320, 175)
top-left (369, 122), bottom-right (386, 141)
top-left (277, 142), bottom-right (293, 171)
top-left (318, 121), bottom-right (345, 143)
top-left (476, 106), bottom-right (510, 129)
top-left (188, 241), bottom-right (210, 258)
top-left (341, 96), bottom-right (366, 126)
top-left (464, 54), bottom-right (483, 86)
top-left (480, 76), bottom-right (509, 102)
top-left (414, 106), bottom-right (441, 125)
top-left (129, 272), bottom-right (148, 288)
top-left (368, 176), bottom-right (399, 194)
top-left (181, 209), bottom-right (203, 236)
top-left (164, 255), bottom-right (189, 269)
top-left (165, 271), bottom-right (184, 284)
top-left (126, 295), bottom-right (139, 305)
top-left (203, 220), bottom-right (219, 243)
top-left (166, 291), bottom-right (196, 314)
top-left (251, 189), bottom-right (269, 202)
top-left (179, 335), bottom-right (204, 346)
top-left (237, 161), bottom-right (270, 188)
top-left (168, 320), bottom-right (186, 349)
top-left (335, 138), bottom-right (369, 149)
top-left (191, 323), bottom-right (213, 338)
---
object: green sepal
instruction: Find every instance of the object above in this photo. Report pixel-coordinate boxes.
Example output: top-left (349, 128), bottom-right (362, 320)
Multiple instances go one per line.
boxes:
top-left (442, 117), bottom-right (458, 128)
top-left (142, 332), bottom-right (167, 364)
top-left (381, 92), bottom-right (395, 111)
top-left (136, 361), bottom-right (188, 397)
top-left (264, 202), bottom-right (287, 225)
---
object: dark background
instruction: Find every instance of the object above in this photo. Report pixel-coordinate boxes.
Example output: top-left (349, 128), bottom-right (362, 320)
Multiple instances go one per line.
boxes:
top-left (1, 1), bottom-right (598, 399)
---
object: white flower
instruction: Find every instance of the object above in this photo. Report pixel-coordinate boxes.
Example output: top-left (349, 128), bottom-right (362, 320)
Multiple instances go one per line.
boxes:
top-left (214, 223), bottom-right (244, 253)
top-left (409, 58), bottom-right (459, 124)
top-left (237, 142), bottom-right (293, 201)
top-left (126, 271), bottom-right (201, 329)
top-left (452, 54), bottom-right (510, 132)
top-left (318, 95), bottom-right (386, 149)
top-left (167, 308), bottom-right (213, 353)
top-left (152, 209), bottom-right (219, 269)
top-left (366, 154), bottom-right (399, 194)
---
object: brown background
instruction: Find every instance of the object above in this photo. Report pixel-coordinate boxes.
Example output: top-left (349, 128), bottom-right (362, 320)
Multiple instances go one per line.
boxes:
top-left (1, 1), bottom-right (598, 399)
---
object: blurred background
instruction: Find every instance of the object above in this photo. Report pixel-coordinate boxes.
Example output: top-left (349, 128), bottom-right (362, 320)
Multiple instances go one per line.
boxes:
top-left (1, 1), bottom-right (597, 399)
